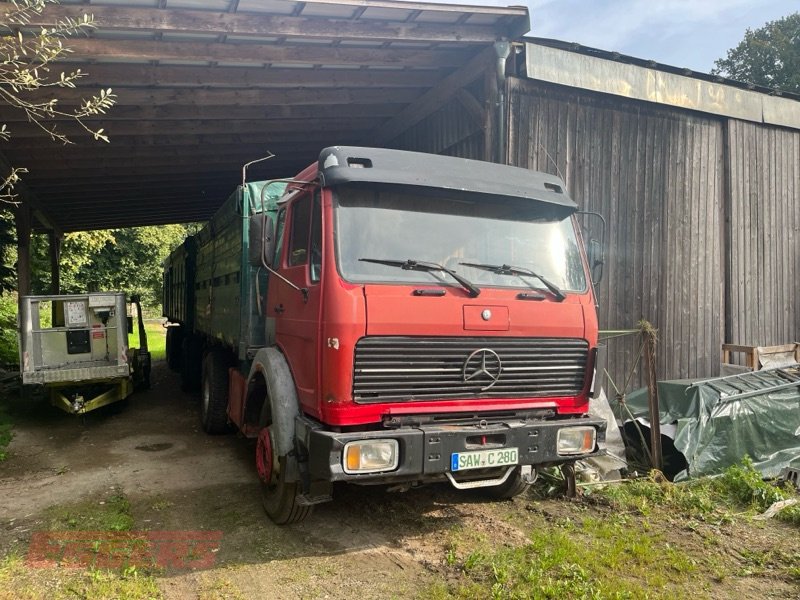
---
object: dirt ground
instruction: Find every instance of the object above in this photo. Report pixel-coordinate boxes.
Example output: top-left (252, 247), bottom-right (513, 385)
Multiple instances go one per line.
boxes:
top-left (1, 362), bottom-right (799, 599)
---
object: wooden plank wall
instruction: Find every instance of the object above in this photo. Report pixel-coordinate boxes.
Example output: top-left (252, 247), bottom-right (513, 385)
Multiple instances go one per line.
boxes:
top-left (726, 120), bottom-right (800, 349)
top-left (507, 78), bottom-right (726, 387)
top-left (390, 94), bottom-right (484, 160)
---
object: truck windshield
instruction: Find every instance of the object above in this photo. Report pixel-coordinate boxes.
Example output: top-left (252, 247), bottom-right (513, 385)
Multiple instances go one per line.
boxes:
top-left (334, 186), bottom-right (587, 293)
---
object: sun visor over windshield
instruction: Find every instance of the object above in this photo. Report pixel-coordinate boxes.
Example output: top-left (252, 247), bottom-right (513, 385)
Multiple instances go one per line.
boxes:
top-left (317, 146), bottom-right (578, 218)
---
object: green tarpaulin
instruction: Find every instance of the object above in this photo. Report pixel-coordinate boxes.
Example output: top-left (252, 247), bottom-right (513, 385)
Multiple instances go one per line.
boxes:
top-left (620, 369), bottom-right (800, 480)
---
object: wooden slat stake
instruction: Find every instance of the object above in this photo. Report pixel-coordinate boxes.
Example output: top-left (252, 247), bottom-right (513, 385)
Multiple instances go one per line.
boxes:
top-left (641, 319), bottom-right (663, 471)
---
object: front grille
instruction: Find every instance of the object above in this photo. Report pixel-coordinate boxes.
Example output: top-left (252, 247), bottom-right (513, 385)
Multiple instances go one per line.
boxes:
top-left (353, 336), bottom-right (589, 403)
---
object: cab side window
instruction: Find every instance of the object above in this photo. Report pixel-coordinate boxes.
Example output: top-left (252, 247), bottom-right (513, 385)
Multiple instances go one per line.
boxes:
top-left (288, 196), bottom-right (311, 267)
top-left (310, 192), bottom-right (322, 282)
top-left (273, 208), bottom-right (286, 269)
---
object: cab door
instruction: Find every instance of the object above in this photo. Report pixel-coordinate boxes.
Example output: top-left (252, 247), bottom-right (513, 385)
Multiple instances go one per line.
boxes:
top-left (267, 189), bottom-right (323, 417)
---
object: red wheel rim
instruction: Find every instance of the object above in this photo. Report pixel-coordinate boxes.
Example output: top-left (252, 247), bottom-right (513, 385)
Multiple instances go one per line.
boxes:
top-left (256, 428), bottom-right (273, 484)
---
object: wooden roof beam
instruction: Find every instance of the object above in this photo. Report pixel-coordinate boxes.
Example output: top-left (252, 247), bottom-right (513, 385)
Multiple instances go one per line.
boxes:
top-left (10, 143), bottom-right (333, 162)
top-left (19, 86), bottom-right (424, 107)
top-left (36, 5), bottom-right (525, 44)
top-left (63, 64), bottom-right (443, 90)
top-left (7, 133), bottom-right (352, 149)
top-left (63, 39), bottom-right (470, 69)
top-left (372, 45), bottom-right (494, 144)
top-left (0, 103), bottom-right (406, 123)
top-left (1, 118), bottom-right (381, 137)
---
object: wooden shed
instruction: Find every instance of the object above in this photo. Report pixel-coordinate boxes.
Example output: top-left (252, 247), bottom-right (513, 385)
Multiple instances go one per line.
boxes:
top-left (509, 39), bottom-right (800, 384)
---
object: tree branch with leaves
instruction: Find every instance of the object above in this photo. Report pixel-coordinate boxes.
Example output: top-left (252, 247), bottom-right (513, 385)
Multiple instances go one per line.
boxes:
top-left (0, 0), bottom-right (116, 203)
top-left (712, 12), bottom-right (800, 94)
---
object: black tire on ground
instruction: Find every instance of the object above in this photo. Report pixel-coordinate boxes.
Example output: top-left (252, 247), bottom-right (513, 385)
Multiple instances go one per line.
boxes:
top-left (256, 373), bottom-right (312, 524)
top-left (256, 419), bottom-right (312, 525)
top-left (180, 337), bottom-right (202, 392)
top-left (200, 349), bottom-right (231, 434)
top-left (166, 326), bottom-right (183, 372)
top-left (482, 466), bottom-right (532, 500)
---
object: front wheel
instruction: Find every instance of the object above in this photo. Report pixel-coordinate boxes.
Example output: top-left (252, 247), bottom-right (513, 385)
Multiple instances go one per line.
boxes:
top-left (255, 425), bottom-right (312, 524)
top-left (482, 466), bottom-right (533, 500)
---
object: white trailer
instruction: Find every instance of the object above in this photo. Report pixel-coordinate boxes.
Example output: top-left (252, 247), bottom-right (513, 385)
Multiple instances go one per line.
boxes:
top-left (18, 292), bottom-right (150, 414)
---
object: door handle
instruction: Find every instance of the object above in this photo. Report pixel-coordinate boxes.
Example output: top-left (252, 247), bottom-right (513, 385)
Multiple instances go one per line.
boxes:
top-left (274, 304), bottom-right (285, 314)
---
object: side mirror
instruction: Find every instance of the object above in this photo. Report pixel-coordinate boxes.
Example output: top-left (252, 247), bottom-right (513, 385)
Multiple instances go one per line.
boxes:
top-left (588, 238), bottom-right (604, 285)
top-left (248, 213), bottom-right (276, 267)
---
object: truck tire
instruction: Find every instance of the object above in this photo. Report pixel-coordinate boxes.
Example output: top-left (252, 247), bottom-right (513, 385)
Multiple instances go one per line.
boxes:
top-left (166, 326), bottom-right (183, 372)
top-left (252, 351), bottom-right (312, 525)
top-left (200, 349), bottom-right (231, 434)
top-left (180, 337), bottom-right (201, 392)
top-left (483, 466), bottom-right (532, 500)
top-left (256, 423), bottom-right (311, 524)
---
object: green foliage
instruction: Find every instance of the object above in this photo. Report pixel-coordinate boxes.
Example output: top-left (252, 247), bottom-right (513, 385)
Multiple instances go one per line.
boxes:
top-left (0, 210), bottom-right (15, 293)
top-left (0, 0), bottom-right (116, 202)
top-left (712, 12), bottom-right (800, 93)
top-left (0, 293), bottom-right (18, 365)
top-left (30, 225), bottom-right (188, 308)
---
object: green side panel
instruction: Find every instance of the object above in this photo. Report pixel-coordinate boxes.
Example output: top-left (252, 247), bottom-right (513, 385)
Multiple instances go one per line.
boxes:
top-left (240, 181), bottom-right (287, 358)
top-left (622, 375), bottom-right (800, 480)
top-left (162, 237), bottom-right (196, 325)
top-left (193, 180), bottom-right (287, 357)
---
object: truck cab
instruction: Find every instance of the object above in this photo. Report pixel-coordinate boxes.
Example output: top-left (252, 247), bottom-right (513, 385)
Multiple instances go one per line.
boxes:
top-left (242, 147), bottom-right (605, 522)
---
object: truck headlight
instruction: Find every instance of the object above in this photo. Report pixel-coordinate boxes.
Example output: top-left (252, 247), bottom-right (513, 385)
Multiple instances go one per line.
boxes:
top-left (343, 439), bottom-right (399, 474)
top-left (557, 427), bottom-right (596, 455)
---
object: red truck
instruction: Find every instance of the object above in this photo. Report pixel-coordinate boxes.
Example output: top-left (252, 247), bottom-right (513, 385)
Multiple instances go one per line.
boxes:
top-left (163, 147), bottom-right (606, 523)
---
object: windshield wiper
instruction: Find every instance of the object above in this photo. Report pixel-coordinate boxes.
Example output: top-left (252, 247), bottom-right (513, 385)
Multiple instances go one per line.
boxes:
top-left (359, 258), bottom-right (481, 298)
top-left (460, 262), bottom-right (565, 301)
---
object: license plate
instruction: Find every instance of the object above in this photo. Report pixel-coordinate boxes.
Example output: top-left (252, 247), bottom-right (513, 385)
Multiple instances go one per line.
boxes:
top-left (451, 448), bottom-right (518, 472)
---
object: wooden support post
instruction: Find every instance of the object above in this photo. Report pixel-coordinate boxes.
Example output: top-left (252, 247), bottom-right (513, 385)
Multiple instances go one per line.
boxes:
top-left (14, 204), bottom-right (32, 303)
top-left (48, 230), bottom-right (61, 294)
top-left (641, 321), bottom-right (663, 471)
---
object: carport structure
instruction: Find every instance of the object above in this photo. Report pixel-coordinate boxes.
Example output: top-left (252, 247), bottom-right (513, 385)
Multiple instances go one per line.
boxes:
top-left (7, 0), bottom-right (529, 232)
top-left (7, 0), bottom-right (529, 295)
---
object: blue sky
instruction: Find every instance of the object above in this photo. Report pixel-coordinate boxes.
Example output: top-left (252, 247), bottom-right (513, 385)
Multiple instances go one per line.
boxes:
top-left (443, 0), bottom-right (799, 73)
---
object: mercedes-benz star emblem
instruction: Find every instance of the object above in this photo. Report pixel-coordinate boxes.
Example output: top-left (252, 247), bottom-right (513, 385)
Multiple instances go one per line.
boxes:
top-left (462, 348), bottom-right (502, 391)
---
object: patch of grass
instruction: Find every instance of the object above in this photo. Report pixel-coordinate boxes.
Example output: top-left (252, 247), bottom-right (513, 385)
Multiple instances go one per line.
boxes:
top-left (129, 319), bottom-right (166, 362)
top-left (591, 460), bottom-right (800, 525)
top-left (46, 491), bottom-right (135, 532)
top-left (0, 554), bottom-right (161, 600)
top-left (432, 461), bottom-right (800, 599)
top-left (438, 513), bottom-right (699, 599)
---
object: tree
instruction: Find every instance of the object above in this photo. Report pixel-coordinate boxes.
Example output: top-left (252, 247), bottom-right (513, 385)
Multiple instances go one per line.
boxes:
top-left (0, 0), bottom-right (116, 201)
top-left (30, 225), bottom-right (190, 308)
top-left (712, 12), bottom-right (800, 94)
top-left (0, 0), bottom-right (116, 293)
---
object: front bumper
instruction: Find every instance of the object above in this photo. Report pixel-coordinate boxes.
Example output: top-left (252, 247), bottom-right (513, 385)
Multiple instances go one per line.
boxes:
top-left (301, 416), bottom-right (607, 484)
